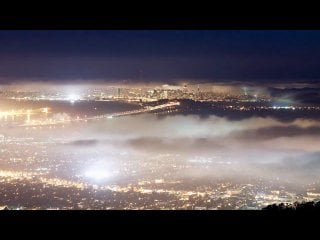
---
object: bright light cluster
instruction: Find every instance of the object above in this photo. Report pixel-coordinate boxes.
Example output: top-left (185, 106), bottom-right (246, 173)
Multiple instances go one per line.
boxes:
top-left (84, 168), bottom-right (111, 181)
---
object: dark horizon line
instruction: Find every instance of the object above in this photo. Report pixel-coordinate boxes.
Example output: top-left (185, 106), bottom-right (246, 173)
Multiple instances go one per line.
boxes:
top-left (1, 78), bottom-right (320, 86)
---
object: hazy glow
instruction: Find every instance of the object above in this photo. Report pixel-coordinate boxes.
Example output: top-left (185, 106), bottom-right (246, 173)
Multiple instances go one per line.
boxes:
top-left (67, 93), bottom-right (80, 103)
top-left (84, 168), bottom-right (111, 182)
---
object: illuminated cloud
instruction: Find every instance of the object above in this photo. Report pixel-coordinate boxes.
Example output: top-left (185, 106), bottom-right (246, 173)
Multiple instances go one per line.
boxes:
top-left (3, 102), bottom-right (320, 186)
top-left (231, 125), bottom-right (320, 140)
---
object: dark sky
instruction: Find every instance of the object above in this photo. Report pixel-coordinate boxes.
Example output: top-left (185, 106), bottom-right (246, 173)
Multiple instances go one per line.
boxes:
top-left (1, 30), bottom-right (320, 83)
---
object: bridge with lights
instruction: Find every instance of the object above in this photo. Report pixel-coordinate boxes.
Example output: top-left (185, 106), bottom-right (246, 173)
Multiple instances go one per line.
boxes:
top-left (18, 101), bottom-right (180, 127)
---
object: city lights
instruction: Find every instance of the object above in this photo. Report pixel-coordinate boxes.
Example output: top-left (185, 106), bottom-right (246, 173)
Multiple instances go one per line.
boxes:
top-left (84, 169), bottom-right (111, 182)
top-left (67, 93), bottom-right (81, 103)
top-left (0, 83), bottom-right (320, 210)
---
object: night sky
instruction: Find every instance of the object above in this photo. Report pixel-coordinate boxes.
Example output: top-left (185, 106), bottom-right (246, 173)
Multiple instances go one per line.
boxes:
top-left (1, 30), bottom-right (320, 83)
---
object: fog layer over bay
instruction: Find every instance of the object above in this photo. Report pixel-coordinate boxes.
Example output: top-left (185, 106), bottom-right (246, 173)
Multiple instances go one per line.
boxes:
top-left (2, 112), bottom-right (319, 187)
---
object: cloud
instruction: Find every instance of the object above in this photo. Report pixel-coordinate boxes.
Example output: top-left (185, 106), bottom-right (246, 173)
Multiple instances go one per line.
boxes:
top-left (123, 137), bottom-right (223, 154)
top-left (68, 139), bottom-right (98, 147)
top-left (268, 87), bottom-right (320, 105)
top-left (3, 106), bottom-right (320, 185)
top-left (232, 125), bottom-right (320, 141)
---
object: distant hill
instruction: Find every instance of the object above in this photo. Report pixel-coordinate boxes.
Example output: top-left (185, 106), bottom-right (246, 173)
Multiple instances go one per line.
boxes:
top-left (263, 201), bottom-right (320, 211)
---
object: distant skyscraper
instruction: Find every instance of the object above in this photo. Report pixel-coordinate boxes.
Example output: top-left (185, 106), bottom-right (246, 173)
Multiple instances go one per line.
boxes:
top-left (163, 90), bottom-right (168, 99)
top-left (118, 88), bottom-right (121, 98)
top-left (243, 87), bottom-right (247, 96)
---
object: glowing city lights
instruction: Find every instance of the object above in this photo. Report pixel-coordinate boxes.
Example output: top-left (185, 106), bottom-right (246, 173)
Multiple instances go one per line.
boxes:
top-left (1, 83), bottom-right (320, 210)
top-left (84, 169), bottom-right (111, 181)
top-left (67, 93), bottom-right (81, 103)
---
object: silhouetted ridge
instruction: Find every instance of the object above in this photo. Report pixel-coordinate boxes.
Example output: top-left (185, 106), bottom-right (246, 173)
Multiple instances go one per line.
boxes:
top-left (263, 201), bottom-right (320, 211)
